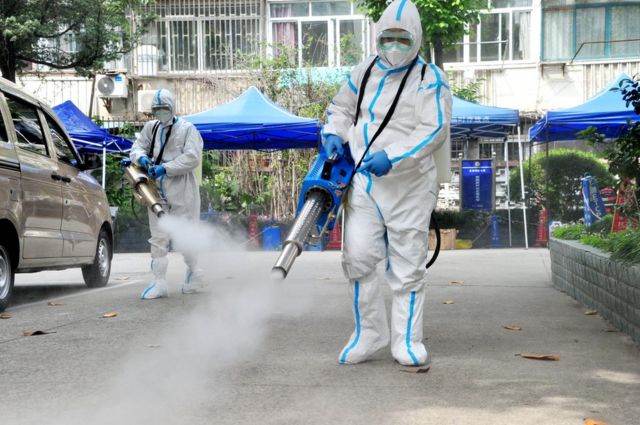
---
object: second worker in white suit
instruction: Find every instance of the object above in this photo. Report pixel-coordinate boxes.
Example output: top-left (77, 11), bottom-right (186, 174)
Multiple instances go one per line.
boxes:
top-left (322, 0), bottom-right (452, 366)
top-left (130, 88), bottom-right (204, 299)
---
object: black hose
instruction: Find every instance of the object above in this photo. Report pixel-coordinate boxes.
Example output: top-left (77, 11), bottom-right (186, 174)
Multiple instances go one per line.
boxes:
top-left (426, 215), bottom-right (441, 269)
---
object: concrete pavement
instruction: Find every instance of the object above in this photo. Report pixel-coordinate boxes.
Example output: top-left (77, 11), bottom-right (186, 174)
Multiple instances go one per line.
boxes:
top-left (1, 249), bottom-right (639, 425)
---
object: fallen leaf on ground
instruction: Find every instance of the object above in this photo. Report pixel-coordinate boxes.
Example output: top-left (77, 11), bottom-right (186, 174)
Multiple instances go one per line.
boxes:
top-left (584, 310), bottom-right (598, 315)
top-left (23, 330), bottom-right (55, 337)
top-left (503, 325), bottom-right (523, 331)
top-left (400, 365), bottom-right (431, 374)
top-left (584, 419), bottom-right (610, 425)
top-left (0, 312), bottom-right (12, 319)
top-left (449, 280), bottom-right (464, 285)
top-left (47, 301), bottom-right (64, 306)
top-left (443, 300), bottom-right (454, 305)
top-left (517, 353), bottom-right (560, 361)
top-left (102, 312), bottom-right (118, 318)
top-left (602, 328), bottom-right (619, 333)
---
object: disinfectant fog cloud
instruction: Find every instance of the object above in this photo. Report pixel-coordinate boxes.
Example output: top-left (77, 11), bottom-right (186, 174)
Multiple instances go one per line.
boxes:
top-left (44, 216), bottom-right (314, 425)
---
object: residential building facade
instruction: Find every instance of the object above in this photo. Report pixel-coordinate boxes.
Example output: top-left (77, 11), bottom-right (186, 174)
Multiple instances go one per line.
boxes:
top-left (13, 0), bottom-right (640, 211)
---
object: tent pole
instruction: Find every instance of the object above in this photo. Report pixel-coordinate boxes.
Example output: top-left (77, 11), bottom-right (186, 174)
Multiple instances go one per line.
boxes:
top-left (504, 136), bottom-right (512, 247)
top-left (102, 145), bottom-right (107, 189)
top-left (517, 125), bottom-right (528, 249)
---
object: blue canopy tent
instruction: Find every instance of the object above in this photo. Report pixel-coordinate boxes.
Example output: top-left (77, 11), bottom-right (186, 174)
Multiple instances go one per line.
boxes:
top-left (53, 100), bottom-right (132, 153)
top-left (450, 96), bottom-right (527, 247)
top-left (53, 100), bottom-right (132, 188)
top-left (529, 73), bottom-right (637, 143)
top-left (452, 95), bottom-right (520, 139)
top-left (184, 86), bottom-right (320, 150)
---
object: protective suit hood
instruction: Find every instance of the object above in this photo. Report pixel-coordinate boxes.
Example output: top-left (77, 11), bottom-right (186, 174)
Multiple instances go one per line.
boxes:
top-left (152, 88), bottom-right (176, 124)
top-left (375, 0), bottom-right (423, 68)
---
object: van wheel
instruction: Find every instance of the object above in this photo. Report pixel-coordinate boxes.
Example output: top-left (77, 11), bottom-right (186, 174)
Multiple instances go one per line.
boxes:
top-left (82, 230), bottom-right (111, 288)
top-left (0, 243), bottom-right (14, 312)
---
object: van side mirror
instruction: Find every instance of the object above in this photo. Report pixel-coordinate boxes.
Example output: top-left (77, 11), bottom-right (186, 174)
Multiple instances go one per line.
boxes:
top-left (80, 152), bottom-right (102, 170)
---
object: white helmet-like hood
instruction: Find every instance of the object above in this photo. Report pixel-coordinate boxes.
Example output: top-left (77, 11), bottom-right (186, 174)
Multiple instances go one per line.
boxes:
top-left (375, 0), bottom-right (423, 68)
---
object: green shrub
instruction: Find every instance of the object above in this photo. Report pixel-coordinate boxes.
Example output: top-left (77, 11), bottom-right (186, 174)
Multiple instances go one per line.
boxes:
top-left (579, 234), bottom-right (609, 250)
top-left (556, 223), bottom-right (640, 263)
top-left (509, 148), bottom-right (615, 222)
top-left (586, 214), bottom-right (613, 234)
top-left (553, 223), bottom-right (585, 240)
top-left (607, 229), bottom-right (640, 263)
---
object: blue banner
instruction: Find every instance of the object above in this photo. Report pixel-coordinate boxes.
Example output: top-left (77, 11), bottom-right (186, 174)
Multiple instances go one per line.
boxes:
top-left (581, 173), bottom-right (606, 227)
top-left (461, 160), bottom-right (494, 211)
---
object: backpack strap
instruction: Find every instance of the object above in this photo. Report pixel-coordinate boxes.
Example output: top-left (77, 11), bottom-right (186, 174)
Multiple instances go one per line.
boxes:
top-left (354, 56), bottom-right (378, 127)
top-left (148, 120), bottom-right (161, 160)
top-left (367, 55), bottom-right (419, 149)
top-left (349, 55), bottom-right (420, 175)
top-left (153, 122), bottom-right (174, 165)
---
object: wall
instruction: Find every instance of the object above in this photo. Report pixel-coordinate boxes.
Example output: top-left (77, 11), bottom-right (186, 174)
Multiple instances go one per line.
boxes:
top-left (550, 238), bottom-right (640, 344)
top-left (446, 58), bottom-right (640, 114)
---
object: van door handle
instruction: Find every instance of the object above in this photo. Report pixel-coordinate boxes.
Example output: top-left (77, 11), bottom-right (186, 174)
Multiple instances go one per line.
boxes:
top-left (51, 173), bottom-right (71, 183)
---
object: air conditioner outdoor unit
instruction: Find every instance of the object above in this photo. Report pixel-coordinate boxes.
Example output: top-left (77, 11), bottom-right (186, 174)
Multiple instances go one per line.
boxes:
top-left (96, 73), bottom-right (128, 98)
top-left (137, 89), bottom-right (157, 113)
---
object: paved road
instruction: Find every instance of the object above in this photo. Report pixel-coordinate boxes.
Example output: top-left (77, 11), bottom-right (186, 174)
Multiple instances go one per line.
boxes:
top-left (1, 249), bottom-right (639, 425)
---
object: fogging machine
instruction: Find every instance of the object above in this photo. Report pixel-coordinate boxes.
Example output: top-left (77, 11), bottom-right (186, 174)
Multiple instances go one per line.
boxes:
top-left (272, 147), bottom-right (354, 278)
top-left (121, 159), bottom-right (167, 218)
top-left (271, 146), bottom-right (441, 279)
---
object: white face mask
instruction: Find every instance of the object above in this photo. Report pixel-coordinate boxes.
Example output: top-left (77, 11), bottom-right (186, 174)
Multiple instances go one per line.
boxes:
top-left (377, 29), bottom-right (414, 67)
top-left (381, 50), bottom-right (411, 67)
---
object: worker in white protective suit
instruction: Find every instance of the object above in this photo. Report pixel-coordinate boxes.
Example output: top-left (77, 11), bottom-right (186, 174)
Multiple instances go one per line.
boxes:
top-left (130, 88), bottom-right (204, 299)
top-left (322, 0), bottom-right (452, 366)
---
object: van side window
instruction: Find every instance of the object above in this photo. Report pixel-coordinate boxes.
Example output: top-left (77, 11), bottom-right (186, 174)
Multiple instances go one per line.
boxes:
top-left (44, 114), bottom-right (78, 165)
top-left (5, 96), bottom-right (49, 157)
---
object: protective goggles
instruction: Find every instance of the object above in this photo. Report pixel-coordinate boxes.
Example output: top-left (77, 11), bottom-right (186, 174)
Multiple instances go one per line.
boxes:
top-left (151, 104), bottom-right (172, 115)
top-left (376, 30), bottom-right (414, 52)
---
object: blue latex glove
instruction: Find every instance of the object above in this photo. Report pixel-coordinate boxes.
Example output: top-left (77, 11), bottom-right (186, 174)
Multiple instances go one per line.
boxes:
top-left (323, 134), bottom-right (344, 159)
top-left (359, 150), bottom-right (392, 177)
top-left (148, 164), bottom-right (166, 179)
top-left (119, 158), bottom-right (132, 170)
top-left (138, 155), bottom-right (153, 170)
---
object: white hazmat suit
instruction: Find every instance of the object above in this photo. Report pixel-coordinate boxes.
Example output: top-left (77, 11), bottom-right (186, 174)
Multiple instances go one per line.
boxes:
top-left (130, 89), bottom-right (204, 299)
top-left (322, 0), bottom-right (452, 365)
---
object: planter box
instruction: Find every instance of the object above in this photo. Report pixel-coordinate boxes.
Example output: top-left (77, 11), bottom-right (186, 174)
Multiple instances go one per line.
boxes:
top-left (549, 237), bottom-right (640, 344)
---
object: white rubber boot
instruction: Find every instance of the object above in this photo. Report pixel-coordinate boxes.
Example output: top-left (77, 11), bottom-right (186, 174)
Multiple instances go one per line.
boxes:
top-left (181, 268), bottom-right (204, 294)
top-left (141, 257), bottom-right (169, 300)
top-left (391, 287), bottom-right (428, 366)
top-left (339, 273), bottom-right (390, 364)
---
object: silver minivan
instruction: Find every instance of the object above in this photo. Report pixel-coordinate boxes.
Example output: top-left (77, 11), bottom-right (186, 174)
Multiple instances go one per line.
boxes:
top-left (0, 77), bottom-right (113, 312)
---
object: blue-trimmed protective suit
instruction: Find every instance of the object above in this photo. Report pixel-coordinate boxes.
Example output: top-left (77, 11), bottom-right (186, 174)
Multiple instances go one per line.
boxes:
top-left (322, 0), bottom-right (452, 365)
top-left (130, 89), bottom-right (204, 298)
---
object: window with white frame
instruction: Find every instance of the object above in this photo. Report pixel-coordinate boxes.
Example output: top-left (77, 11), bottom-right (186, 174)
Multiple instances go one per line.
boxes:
top-left (138, 0), bottom-right (263, 73)
top-left (443, 0), bottom-right (532, 64)
top-left (542, 0), bottom-right (640, 62)
top-left (268, 1), bottom-right (370, 67)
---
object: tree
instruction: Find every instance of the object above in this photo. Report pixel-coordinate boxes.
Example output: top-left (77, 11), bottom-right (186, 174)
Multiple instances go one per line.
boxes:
top-left (0, 0), bottom-right (154, 82)
top-left (579, 75), bottom-right (640, 217)
top-left (356, 0), bottom-right (484, 69)
top-left (509, 149), bottom-right (615, 223)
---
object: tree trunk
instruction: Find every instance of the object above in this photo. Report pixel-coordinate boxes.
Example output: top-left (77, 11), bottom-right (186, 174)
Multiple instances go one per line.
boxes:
top-left (0, 37), bottom-right (17, 82)
top-left (433, 36), bottom-right (445, 71)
